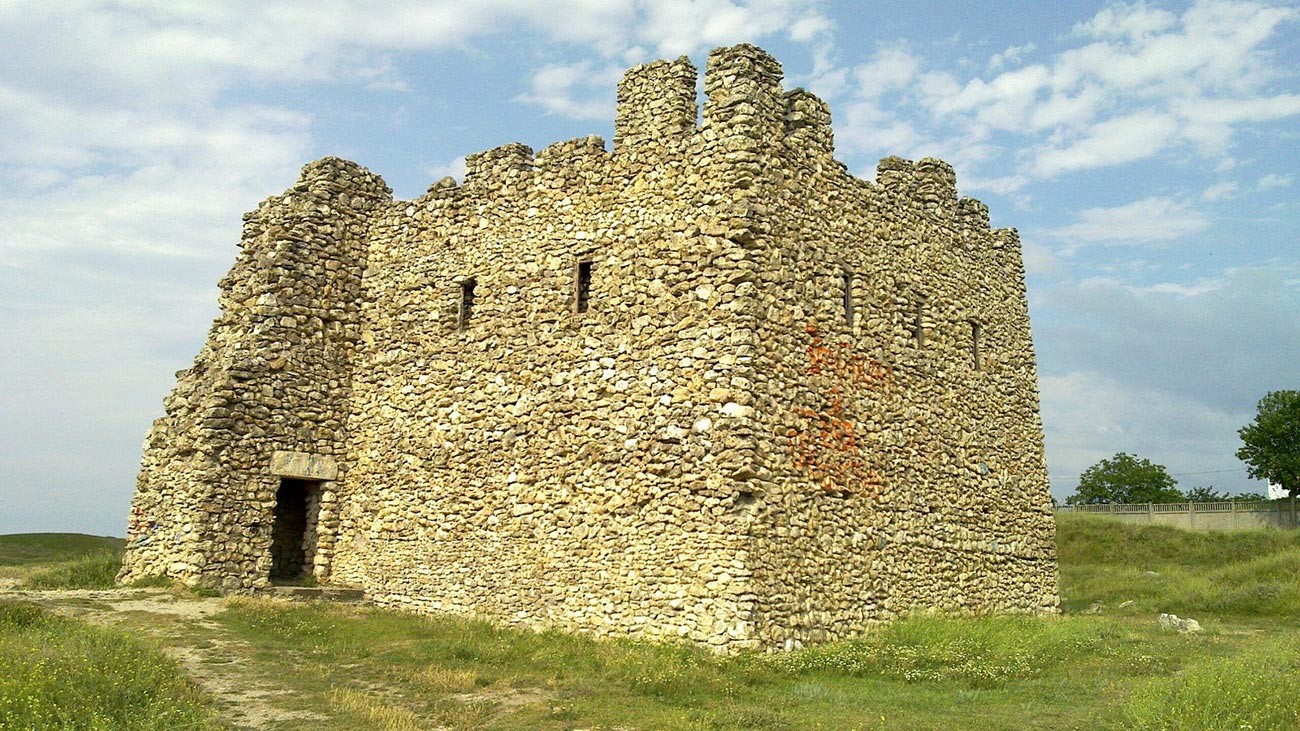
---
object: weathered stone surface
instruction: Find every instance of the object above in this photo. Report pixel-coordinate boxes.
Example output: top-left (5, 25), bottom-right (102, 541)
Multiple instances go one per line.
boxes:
top-left (119, 43), bottom-right (1059, 652)
top-left (270, 451), bottom-right (338, 481)
top-left (1158, 613), bottom-right (1203, 633)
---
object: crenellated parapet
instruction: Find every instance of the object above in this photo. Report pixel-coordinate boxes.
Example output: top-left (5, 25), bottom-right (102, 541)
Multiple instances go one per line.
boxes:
top-left (875, 155), bottom-right (918, 202)
top-left (462, 142), bottom-right (534, 199)
top-left (782, 89), bottom-right (834, 159)
top-left (958, 197), bottom-right (991, 230)
top-left (703, 44), bottom-right (784, 138)
top-left (913, 157), bottom-right (958, 218)
top-left (535, 135), bottom-right (610, 188)
top-left (614, 57), bottom-right (697, 150)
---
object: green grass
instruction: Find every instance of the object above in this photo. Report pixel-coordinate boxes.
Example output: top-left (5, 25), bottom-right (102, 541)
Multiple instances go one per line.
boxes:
top-left (0, 533), bottom-right (122, 567)
top-left (0, 600), bottom-right (219, 730)
top-left (3, 518), bottom-right (1300, 729)
top-left (1122, 633), bottom-right (1300, 730)
top-left (198, 515), bottom-right (1300, 730)
top-left (23, 550), bottom-right (123, 589)
top-left (0, 533), bottom-right (125, 590)
top-left (1056, 512), bottom-right (1300, 618)
top-left (209, 596), bottom-right (1234, 730)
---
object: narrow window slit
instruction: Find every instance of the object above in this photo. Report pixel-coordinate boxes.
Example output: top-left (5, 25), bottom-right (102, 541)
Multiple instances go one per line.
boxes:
top-left (971, 321), bottom-right (982, 371)
top-left (459, 278), bottom-right (476, 328)
top-left (842, 270), bottom-right (854, 327)
top-left (575, 259), bottom-right (592, 313)
top-left (912, 299), bottom-right (925, 348)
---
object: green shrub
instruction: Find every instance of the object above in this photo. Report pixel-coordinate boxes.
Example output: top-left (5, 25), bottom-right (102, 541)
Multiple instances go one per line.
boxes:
top-left (0, 600), bottom-right (217, 730)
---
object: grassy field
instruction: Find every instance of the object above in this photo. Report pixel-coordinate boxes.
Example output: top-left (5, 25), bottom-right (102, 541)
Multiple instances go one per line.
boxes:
top-left (0, 533), bottom-right (122, 567)
top-left (0, 600), bottom-right (219, 730)
top-left (1, 516), bottom-right (1298, 729)
top-left (0, 533), bottom-right (124, 589)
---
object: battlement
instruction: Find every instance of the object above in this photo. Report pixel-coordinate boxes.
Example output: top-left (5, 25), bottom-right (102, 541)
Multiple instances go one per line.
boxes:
top-left (614, 57), bottom-right (697, 149)
top-left (463, 142), bottom-right (534, 194)
top-left (783, 88), bottom-right (833, 158)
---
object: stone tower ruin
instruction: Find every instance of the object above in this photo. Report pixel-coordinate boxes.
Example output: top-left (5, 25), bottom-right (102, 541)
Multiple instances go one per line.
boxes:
top-left (120, 44), bottom-right (1059, 651)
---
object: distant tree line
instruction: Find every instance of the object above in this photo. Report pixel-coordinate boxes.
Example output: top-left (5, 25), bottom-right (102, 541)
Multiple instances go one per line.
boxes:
top-left (1065, 390), bottom-right (1298, 506)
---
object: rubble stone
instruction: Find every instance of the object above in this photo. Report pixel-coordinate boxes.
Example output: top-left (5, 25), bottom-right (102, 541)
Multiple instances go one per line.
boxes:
top-left (119, 43), bottom-right (1059, 651)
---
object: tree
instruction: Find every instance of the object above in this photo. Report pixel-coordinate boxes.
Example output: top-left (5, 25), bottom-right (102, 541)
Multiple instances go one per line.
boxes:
top-left (1184, 486), bottom-right (1227, 502)
top-left (1237, 390), bottom-right (1300, 498)
top-left (1066, 452), bottom-right (1183, 505)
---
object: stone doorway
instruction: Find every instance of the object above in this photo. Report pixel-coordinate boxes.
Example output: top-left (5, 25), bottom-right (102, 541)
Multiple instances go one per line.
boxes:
top-left (269, 478), bottom-right (320, 583)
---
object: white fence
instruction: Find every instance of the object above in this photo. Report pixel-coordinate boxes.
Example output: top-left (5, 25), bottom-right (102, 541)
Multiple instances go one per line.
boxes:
top-left (1056, 500), bottom-right (1297, 530)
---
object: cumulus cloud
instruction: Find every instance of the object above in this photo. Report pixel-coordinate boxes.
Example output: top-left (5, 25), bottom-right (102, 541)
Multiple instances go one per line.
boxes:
top-left (425, 156), bottom-right (467, 183)
top-left (1071, 3), bottom-right (1178, 41)
top-left (1256, 173), bottom-right (1292, 190)
top-left (820, 0), bottom-right (1299, 187)
top-left (636, 0), bottom-right (830, 56)
top-left (515, 62), bottom-right (621, 120)
top-left (1036, 265), bottom-right (1300, 499)
top-left (1201, 181), bottom-right (1239, 201)
top-left (1049, 196), bottom-right (1209, 246)
top-left (988, 42), bottom-right (1037, 71)
top-left (1033, 111), bottom-right (1179, 176)
top-left (852, 46), bottom-right (923, 100)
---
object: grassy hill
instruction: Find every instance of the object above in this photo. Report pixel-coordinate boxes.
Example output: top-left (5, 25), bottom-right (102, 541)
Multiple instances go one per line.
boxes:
top-left (1056, 512), bottom-right (1300, 619)
top-left (0, 533), bottom-right (123, 567)
top-left (0, 533), bottom-right (124, 589)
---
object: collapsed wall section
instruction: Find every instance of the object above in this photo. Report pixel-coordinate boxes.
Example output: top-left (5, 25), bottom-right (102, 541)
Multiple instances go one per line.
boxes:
top-left (120, 159), bottom-right (391, 590)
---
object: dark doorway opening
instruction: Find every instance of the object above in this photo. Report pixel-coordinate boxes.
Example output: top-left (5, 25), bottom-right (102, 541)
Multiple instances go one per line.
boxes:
top-left (270, 478), bottom-right (319, 583)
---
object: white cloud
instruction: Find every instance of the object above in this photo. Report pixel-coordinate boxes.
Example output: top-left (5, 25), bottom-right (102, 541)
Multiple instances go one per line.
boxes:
top-left (834, 101), bottom-right (922, 158)
top-left (988, 42), bottom-right (1036, 71)
top-left (1201, 181), bottom-right (1239, 201)
top-left (635, 0), bottom-right (829, 57)
top-left (1021, 239), bottom-right (1062, 276)
top-left (1257, 173), bottom-right (1292, 190)
top-left (1033, 111), bottom-right (1178, 176)
top-left (1071, 3), bottom-right (1178, 41)
top-left (851, 46), bottom-right (923, 100)
top-left (815, 0), bottom-right (1300, 185)
top-left (515, 62), bottom-right (622, 120)
top-left (928, 64), bottom-right (1050, 124)
top-left (1049, 196), bottom-right (1209, 245)
top-left (425, 156), bottom-right (467, 183)
top-left (790, 14), bottom-right (833, 42)
top-left (1028, 84), bottom-right (1106, 131)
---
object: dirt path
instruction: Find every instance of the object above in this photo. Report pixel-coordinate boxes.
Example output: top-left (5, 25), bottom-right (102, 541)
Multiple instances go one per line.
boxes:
top-left (0, 587), bottom-right (325, 730)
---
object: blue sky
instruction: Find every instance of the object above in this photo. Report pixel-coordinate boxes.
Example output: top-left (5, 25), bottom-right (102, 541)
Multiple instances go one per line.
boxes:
top-left (1, 0), bottom-right (1297, 536)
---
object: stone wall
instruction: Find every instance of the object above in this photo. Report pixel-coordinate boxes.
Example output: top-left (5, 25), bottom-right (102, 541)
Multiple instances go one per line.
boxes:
top-left (734, 50), bottom-right (1058, 646)
top-left (121, 43), bottom-right (1058, 650)
top-left (119, 159), bottom-right (391, 589)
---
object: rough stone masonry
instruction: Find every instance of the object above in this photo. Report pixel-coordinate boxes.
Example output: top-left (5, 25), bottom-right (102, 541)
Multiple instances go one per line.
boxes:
top-left (119, 44), bottom-right (1059, 651)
